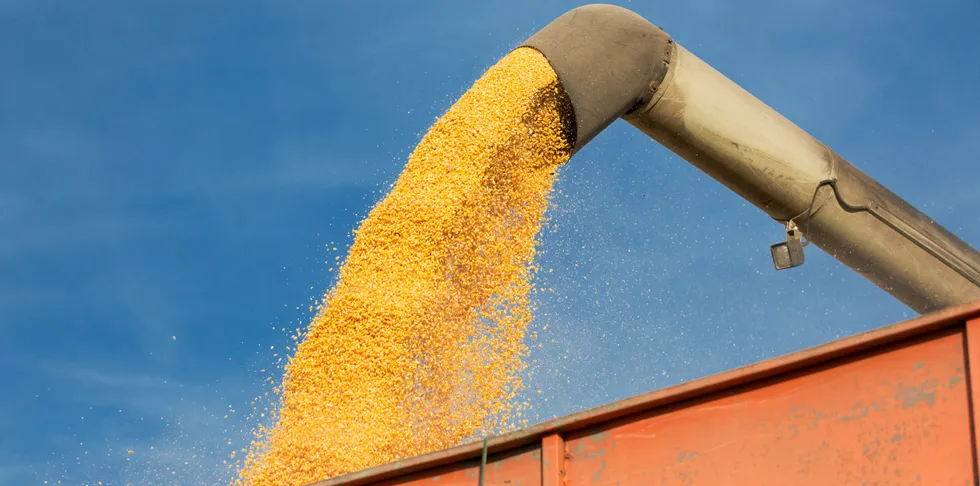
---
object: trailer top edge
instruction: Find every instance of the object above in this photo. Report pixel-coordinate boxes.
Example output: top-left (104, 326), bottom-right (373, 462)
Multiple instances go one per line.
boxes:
top-left (313, 300), bottom-right (980, 486)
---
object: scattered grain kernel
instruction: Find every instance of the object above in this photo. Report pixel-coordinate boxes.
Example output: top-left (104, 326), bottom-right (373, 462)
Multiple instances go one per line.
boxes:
top-left (236, 47), bottom-right (571, 486)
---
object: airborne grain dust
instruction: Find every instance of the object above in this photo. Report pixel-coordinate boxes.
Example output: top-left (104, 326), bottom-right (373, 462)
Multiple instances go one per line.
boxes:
top-left (236, 47), bottom-right (573, 486)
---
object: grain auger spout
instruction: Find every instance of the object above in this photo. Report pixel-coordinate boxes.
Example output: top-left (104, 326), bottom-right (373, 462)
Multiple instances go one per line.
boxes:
top-left (521, 4), bottom-right (980, 313)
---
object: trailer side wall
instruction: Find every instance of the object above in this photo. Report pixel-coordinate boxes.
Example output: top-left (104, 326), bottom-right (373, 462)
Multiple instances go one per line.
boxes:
top-left (315, 302), bottom-right (980, 486)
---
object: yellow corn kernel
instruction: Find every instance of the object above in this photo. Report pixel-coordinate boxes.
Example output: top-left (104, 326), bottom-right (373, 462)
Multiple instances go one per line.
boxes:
top-left (236, 47), bottom-right (570, 486)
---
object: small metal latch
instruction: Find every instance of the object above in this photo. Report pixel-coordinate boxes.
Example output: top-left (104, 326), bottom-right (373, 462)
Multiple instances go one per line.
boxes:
top-left (771, 221), bottom-right (806, 270)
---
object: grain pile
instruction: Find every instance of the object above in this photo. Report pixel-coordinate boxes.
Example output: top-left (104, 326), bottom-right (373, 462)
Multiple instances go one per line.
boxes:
top-left (236, 47), bottom-right (573, 486)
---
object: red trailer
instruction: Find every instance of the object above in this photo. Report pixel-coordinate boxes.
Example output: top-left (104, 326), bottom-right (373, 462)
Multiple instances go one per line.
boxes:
top-left (314, 301), bottom-right (980, 486)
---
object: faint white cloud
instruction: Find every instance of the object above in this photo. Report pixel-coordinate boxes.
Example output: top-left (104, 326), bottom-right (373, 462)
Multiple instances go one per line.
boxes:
top-left (0, 211), bottom-right (176, 261)
top-left (206, 144), bottom-right (390, 196)
top-left (44, 363), bottom-right (178, 391)
top-left (34, 362), bottom-right (258, 485)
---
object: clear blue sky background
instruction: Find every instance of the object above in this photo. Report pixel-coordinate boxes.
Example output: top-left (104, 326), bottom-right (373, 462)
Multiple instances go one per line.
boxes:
top-left (2, 0), bottom-right (978, 484)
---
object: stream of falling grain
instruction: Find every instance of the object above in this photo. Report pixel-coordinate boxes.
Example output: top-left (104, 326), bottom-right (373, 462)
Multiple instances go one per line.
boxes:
top-left (235, 47), bottom-right (573, 486)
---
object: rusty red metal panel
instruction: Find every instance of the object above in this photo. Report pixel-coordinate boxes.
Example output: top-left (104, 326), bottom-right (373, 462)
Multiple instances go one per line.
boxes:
top-left (564, 329), bottom-right (972, 485)
top-left (315, 302), bottom-right (980, 486)
top-left (551, 303), bottom-right (980, 437)
top-left (966, 317), bottom-right (980, 480)
top-left (373, 444), bottom-right (541, 486)
top-left (541, 433), bottom-right (565, 486)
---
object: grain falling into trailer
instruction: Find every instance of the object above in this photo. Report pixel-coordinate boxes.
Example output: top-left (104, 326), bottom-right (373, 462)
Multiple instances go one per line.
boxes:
top-left (235, 48), bottom-right (574, 486)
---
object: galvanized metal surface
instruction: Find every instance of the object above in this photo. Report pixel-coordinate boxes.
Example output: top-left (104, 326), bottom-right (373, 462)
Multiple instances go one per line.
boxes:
top-left (312, 301), bottom-right (980, 486)
top-left (520, 4), bottom-right (671, 151)
top-left (625, 42), bottom-right (980, 313)
top-left (521, 4), bottom-right (980, 312)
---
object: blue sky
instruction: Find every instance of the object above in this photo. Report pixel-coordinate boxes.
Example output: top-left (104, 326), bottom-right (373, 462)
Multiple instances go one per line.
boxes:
top-left (2, 0), bottom-right (978, 484)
